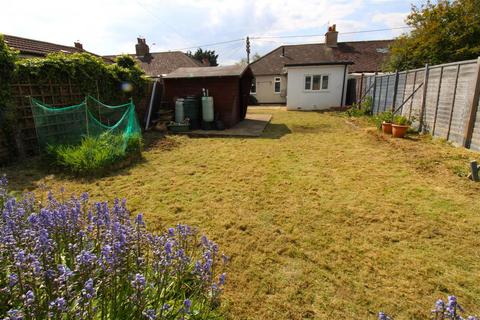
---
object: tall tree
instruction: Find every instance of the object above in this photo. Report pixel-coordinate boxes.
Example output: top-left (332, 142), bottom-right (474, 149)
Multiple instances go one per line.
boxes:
top-left (236, 53), bottom-right (261, 66)
top-left (386, 0), bottom-right (480, 71)
top-left (186, 48), bottom-right (219, 66)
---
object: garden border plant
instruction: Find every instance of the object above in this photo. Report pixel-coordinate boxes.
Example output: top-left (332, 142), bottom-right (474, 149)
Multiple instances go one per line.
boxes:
top-left (0, 176), bottom-right (228, 319)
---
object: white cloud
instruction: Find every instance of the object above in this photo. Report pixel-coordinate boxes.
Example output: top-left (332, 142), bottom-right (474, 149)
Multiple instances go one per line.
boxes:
top-left (0, 0), bottom-right (416, 63)
top-left (372, 12), bottom-right (409, 36)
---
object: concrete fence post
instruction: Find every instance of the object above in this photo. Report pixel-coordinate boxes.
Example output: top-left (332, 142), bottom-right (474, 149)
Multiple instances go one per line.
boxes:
top-left (463, 57), bottom-right (480, 148)
top-left (372, 72), bottom-right (378, 114)
top-left (391, 70), bottom-right (399, 112)
top-left (358, 73), bottom-right (364, 108)
top-left (418, 63), bottom-right (430, 132)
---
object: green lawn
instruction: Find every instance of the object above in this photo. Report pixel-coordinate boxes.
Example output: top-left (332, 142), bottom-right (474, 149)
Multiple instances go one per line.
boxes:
top-left (3, 108), bottom-right (480, 319)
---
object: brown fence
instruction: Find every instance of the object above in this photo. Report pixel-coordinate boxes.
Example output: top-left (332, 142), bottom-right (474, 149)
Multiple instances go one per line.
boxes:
top-left (357, 57), bottom-right (480, 151)
top-left (0, 80), bottom-right (152, 165)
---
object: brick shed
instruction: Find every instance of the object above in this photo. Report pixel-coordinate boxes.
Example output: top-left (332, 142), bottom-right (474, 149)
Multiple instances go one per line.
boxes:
top-left (163, 65), bottom-right (253, 128)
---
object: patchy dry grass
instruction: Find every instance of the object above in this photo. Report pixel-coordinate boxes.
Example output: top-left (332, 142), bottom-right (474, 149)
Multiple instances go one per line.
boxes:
top-left (3, 108), bottom-right (480, 319)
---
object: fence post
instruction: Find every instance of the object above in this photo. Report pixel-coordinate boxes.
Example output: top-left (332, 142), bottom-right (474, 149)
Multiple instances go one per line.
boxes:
top-left (418, 63), bottom-right (430, 132)
top-left (391, 70), bottom-right (399, 113)
top-left (372, 72), bottom-right (378, 114)
top-left (358, 73), bottom-right (364, 108)
top-left (462, 57), bottom-right (480, 148)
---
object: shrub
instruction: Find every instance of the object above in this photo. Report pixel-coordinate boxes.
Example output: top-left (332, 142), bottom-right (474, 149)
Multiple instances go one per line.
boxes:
top-left (0, 176), bottom-right (227, 319)
top-left (46, 132), bottom-right (143, 175)
top-left (393, 115), bottom-right (411, 126)
top-left (346, 97), bottom-right (373, 117)
top-left (374, 111), bottom-right (394, 129)
top-left (378, 295), bottom-right (478, 320)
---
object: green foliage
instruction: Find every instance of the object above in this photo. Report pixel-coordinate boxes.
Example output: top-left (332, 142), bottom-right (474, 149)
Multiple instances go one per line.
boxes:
top-left (47, 133), bottom-right (143, 175)
top-left (346, 97), bottom-right (373, 117)
top-left (14, 52), bottom-right (148, 104)
top-left (393, 115), bottom-right (411, 126)
top-left (0, 34), bottom-right (18, 137)
top-left (374, 111), bottom-right (394, 129)
top-left (186, 48), bottom-right (219, 66)
top-left (386, 0), bottom-right (480, 71)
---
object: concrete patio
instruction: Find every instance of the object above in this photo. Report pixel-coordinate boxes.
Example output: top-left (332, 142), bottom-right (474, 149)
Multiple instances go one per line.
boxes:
top-left (174, 113), bottom-right (272, 137)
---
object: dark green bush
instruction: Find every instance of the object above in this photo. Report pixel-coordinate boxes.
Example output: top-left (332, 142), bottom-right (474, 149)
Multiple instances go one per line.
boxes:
top-left (47, 133), bottom-right (143, 175)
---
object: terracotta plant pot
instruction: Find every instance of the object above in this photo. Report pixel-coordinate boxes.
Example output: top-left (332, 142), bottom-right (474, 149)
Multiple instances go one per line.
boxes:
top-left (391, 124), bottom-right (409, 138)
top-left (381, 122), bottom-right (392, 134)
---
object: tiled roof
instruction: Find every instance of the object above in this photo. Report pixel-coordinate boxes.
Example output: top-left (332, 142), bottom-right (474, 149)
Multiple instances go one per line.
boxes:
top-left (104, 51), bottom-right (204, 77)
top-left (250, 40), bottom-right (394, 75)
top-left (3, 34), bottom-right (88, 56)
top-left (164, 65), bottom-right (248, 79)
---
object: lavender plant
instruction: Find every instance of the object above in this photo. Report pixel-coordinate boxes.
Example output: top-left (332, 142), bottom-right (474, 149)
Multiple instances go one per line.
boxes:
top-left (378, 295), bottom-right (478, 320)
top-left (0, 176), bottom-right (227, 319)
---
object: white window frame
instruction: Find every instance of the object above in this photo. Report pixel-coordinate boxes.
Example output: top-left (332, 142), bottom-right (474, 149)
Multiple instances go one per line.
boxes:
top-left (250, 78), bottom-right (256, 94)
top-left (274, 77), bottom-right (281, 94)
top-left (304, 74), bottom-right (329, 91)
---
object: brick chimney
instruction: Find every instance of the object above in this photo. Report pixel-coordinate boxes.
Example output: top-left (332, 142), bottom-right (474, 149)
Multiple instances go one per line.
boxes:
top-left (135, 37), bottom-right (150, 57)
top-left (74, 41), bottom-right (83, 50)
top-left (202, 57), bottom-right (210, 66)
top-left (325, 24), bottom-right (338, 47)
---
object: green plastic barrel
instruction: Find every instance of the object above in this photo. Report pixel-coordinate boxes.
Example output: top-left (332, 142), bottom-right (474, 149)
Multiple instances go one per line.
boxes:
top-left (183, 96), bottom-right (201, 129)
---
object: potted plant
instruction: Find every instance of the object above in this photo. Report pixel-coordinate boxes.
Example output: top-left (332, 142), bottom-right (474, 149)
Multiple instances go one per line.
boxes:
top-left (377, 111), bottom-right (393, 134)
top-left (391, 115), bottom-right (411, 138)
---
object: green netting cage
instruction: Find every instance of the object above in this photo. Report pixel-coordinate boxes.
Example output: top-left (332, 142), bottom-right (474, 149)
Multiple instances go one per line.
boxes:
top-left (30, 96), bottom-right (141, 152)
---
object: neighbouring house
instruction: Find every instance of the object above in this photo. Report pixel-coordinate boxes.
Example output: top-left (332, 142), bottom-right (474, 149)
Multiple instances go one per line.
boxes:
top-left (104, 38), bottom-right (204, 79)
top-left (249, 25), bottom-right (393, 110)
top-left (163, 65), bottom-right (253, 128)
top-left (2, 34), bottom-right (100, 58)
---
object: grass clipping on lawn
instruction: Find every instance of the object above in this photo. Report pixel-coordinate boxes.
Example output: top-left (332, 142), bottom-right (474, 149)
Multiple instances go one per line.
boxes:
top-left (4, 108), bottom-right (480, 319)
top-left (46, 132), bottom-right (143, 175)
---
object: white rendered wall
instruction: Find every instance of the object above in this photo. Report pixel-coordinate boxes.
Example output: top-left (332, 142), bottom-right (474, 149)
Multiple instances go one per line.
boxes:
top-left (286, 65), bottom-right (348, 110)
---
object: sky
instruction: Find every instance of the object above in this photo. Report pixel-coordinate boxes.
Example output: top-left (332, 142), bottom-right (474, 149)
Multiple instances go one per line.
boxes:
top-left (0, 0), bottom-right (423, 65)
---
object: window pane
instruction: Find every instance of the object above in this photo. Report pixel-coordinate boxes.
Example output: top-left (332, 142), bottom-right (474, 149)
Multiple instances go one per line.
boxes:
top-left (304, 76), bottom-right (311, 90)
top-left (312, 75), bottom-right (321, 90)
top-left (274, 78), bottom-right (281, 93)
top-left (251, 79), bottom-right (256, 93)
top-left (322, 75), bottom-right (329, 89)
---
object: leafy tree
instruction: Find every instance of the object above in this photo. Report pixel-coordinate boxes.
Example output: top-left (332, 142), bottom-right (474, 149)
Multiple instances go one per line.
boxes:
top-left (186, 48), bottom-right (219, 66)
top-left (386, 0), bottom-right (480, 71)
top-left (236, 53), bottom-right (261, 66)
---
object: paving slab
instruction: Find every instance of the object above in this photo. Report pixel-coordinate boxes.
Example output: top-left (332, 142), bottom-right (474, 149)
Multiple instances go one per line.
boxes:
top-left (174, 114), bottom-right (272, 137)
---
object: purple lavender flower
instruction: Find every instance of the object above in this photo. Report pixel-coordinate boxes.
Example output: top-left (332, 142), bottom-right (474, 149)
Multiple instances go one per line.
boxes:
top-left (143, 309), bottom-right (157, 319)
top-left (378, 311), bottom-right (392, 320)
top-left (219, 273), bottom-right (226, 286)
top-left (6, 309), bottom-right (23, 320)
top-left (183, 299), bottom-right (191, 314)
top-left (9, 273), bottom-right (18, 287)
top-left (131, 273), bottom-right (146, 291)
top-left (23, 290), bottom-right (35, 307)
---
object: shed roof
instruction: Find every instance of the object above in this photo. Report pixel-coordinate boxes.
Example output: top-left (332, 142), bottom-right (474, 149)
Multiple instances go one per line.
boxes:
top-left (103, 51), bottom-right (203, 77)
top-left (250, 40), bottom-right (393, 75)
top-left (164, 65), bottom-right (249, 79)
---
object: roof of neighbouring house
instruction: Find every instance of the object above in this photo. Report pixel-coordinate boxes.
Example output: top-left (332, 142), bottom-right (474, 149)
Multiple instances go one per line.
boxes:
top-left (164, 65), bottom-right (250, 79)
top-left (3, 34), bottom-right (91, 56)
top-left (104, 51), bottom-right (204, 77)
top-left (250, 40), bottom-right (394, 75)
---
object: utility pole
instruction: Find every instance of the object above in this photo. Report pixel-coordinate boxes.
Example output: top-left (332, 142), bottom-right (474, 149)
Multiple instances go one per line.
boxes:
top-left (246, 36), bottom-right (251, 64)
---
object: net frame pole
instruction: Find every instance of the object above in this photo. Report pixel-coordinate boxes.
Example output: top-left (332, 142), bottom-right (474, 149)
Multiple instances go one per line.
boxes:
top-left (85, 97), bottom-right (89, 136)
